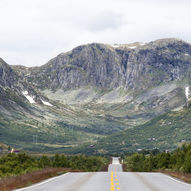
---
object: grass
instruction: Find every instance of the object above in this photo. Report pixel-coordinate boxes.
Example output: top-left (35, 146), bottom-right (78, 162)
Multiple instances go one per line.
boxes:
top-left (0, 168), bottom-right (71, 191)
top-left (72, 101), bottom-right (191, 155)
top-left (0, 82), bottom-right (189, 154)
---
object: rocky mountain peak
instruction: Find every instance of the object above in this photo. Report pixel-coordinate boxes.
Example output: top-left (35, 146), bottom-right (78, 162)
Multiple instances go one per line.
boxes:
top-left (150, 38), bottom-right (187, 46)
top-left (15, 38), bottom-right (191, 94)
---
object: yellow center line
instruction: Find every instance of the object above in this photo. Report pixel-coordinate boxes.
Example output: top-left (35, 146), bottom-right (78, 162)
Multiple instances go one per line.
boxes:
top-left (111, 171), bottom-right (115, 191)
top-left (111, 171), bottom-right (121, 191)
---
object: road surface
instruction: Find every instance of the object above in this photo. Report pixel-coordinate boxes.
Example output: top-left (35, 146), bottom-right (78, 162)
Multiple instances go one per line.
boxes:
top-left (15, 157), bottom-right (191, 191)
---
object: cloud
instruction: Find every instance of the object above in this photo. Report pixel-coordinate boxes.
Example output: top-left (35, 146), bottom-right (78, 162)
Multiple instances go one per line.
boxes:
top-left (0, 0), bottom-right (191, 66)
top-left (71, 12), bottom-right (126, 32)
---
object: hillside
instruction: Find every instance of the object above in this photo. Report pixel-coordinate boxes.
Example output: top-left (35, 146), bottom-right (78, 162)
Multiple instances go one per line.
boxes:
top-left (74, 102), bottom-right (191, 155)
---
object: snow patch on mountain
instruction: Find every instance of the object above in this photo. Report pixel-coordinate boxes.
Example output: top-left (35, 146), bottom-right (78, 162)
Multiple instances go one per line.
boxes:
top-left (41, 99), bottom-right (52, 106)
top-left (128, 46), bottom-right (137, 49)
top-left (111, 44), bottom-right (120, 48)
top-left (22, 91), bottom-right (36, 104)
top-left (185, 87), bottom-right (190, 100)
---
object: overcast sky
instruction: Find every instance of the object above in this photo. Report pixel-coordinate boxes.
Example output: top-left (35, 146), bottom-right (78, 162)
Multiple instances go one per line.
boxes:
top-left (0, 0), bottom-right (191, 66)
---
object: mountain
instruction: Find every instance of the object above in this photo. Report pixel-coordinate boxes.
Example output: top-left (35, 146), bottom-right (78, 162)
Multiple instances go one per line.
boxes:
top-left (1, 38), bottom-right (191, 153)
top-left (15, 38), bottom-right (190, 125)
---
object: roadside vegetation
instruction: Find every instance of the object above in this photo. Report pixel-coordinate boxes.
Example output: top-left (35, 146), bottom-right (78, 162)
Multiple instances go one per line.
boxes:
top-left (0, 153), bottom-right (109, 191)
top-left (124, 142), bottom-right (191, 183)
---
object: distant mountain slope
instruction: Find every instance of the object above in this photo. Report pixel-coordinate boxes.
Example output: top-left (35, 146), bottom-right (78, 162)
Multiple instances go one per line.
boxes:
top-left (0, 58), bottom-right (52, 119)
top-left (0, 58), bottom-right (30, 118)
top-left (74, 102), bottom-right (191, 155)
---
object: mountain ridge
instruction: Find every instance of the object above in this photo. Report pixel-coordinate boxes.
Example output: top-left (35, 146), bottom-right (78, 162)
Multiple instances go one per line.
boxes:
top-left (13, 38), bottom-right (191, 92)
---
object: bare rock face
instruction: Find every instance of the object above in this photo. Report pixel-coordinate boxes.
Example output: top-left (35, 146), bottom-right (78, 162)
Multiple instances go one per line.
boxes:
top-left (124, 39), bottom-right (191, 91)
top-left (24, 43), bottom-right (125, 90)
top-left (19, 38), bottom-right (191, 94)
top-left (0, 58), bottom-right (18, 88)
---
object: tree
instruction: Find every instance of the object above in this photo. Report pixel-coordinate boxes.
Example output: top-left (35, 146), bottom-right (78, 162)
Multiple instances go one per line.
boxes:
top-left (39, 156), bottom-right (52, 168)
top-left (127, 153), bottom-right (145, 172)
top-left (182, 151), bottom-right (191, 173)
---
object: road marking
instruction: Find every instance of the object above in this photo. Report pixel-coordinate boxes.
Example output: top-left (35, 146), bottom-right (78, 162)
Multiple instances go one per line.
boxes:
top-left (111, 171), bottom-right (122, 191)
top-left (111, 171), bottom-right (115, 191)
top-left (161, 173), bottom-right (191, 187)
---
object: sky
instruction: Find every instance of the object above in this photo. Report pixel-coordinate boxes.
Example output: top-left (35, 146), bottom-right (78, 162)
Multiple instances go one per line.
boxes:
top-left (0, 0), bottom-right (191, 67)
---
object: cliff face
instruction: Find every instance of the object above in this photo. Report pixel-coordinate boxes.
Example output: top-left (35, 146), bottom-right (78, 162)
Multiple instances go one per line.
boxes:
top-left (18, 38), bottom-right (191, 94)
top-left (124, 39), bottom-right (191, 91)
top-left (0, 58), bottom-right (18, 88)
top-left (23, 43), bottom-right (125, 90)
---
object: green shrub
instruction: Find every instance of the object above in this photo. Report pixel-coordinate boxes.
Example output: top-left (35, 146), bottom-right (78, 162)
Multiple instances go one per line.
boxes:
top-left (124, 143), bottom-right (191, 173)
top-left (0, 152), bottom-right (108, 177)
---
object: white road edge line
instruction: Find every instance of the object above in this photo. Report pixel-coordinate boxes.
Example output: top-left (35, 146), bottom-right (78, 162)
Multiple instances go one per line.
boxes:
top-left (14, 172), bottom-right (71, 191)
top-left (161, 173), bottom-right (191, 187)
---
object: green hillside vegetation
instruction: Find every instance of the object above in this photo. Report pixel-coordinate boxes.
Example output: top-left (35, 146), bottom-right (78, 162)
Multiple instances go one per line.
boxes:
top-left (0, 99), bottom-right (130, 152)
top-left (3, 98), bottom-right (191, 155)
top-left (72, 102), bottom-right (191, 155)
top-left (0, 118), bottom-right (102, 152)
top-left (124, 142), bottom-right (191, 173)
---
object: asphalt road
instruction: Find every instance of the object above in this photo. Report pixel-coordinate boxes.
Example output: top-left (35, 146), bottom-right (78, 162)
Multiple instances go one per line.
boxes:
top-left (15, 157), bottom-right (191, 191)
